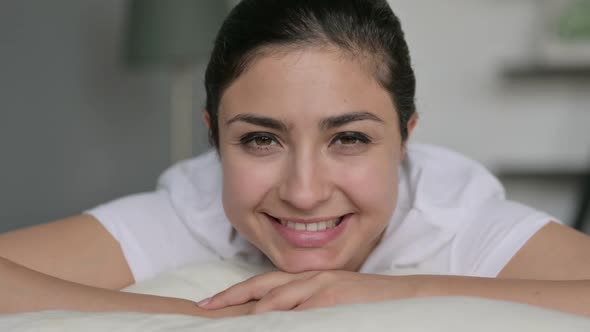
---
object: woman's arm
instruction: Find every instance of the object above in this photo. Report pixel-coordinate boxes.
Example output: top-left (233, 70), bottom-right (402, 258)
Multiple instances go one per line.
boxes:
top-left (498, 222), bottom-right (590, 280)
top-left (419, 221), bottom-right (590, 316)
top-left (420, 221), bottom-right (589, 316)
top-left (0, 215), bottom-right (253, 317)
top-left (201, 222), bottom-right (590, 316)
top-left (0, 215), bottom-right (133, 289)
top-left (199, 270), bottom-right (590, 317)
top-left (422, 223), bottom-right (590, 316)
top-left (0, 256), bottom-right (252, 317)
top-left (414, 278), bottom-right (590, 317)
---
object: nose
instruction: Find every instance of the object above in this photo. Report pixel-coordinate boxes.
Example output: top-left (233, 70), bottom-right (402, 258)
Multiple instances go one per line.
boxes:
top-left (278, 152), bottom-right (331, 211)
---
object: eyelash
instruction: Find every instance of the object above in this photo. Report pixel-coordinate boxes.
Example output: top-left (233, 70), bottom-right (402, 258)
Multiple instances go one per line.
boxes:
top-left (332, 132), bottom-right (372, 145)
top-left (239, 132), bottom-right (280, 152)
top-left (239, 131), bottom-right (372, 154)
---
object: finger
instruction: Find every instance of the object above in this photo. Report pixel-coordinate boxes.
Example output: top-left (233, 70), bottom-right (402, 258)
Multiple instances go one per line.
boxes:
top-left (250, 277), bottom-right (320, 314)
top-left (203, 301), bottom-right (258, 319)
top-left (200, 271), bottom-right (311, 310)
top-left (293, 296), bottom-right (332, 311)
top-left (200, 272), bottom-right (289, 309)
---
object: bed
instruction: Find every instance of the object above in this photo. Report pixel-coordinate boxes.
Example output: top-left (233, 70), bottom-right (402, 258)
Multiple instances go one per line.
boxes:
top-left (2, 260), bottom-right (590, 331)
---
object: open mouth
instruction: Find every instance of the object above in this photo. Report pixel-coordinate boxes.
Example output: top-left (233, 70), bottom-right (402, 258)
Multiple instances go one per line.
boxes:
top-left (265, 213), bottom-right (347, 232)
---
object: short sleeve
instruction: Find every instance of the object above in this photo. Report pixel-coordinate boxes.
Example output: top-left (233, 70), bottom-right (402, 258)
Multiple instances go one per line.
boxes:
top-left (451, 199), bottom-right (558, 277)
top-left (85, 190), bottom-right (218, 282)
top-left (362, 144), bottom-right (560, 277)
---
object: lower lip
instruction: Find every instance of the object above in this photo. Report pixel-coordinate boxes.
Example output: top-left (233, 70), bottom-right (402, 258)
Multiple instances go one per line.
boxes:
top-left (268, 214), bottom-right (351, 248)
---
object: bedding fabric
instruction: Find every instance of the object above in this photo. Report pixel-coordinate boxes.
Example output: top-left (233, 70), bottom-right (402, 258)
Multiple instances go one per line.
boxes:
top-left (2, 260), bottom-right (590, 332)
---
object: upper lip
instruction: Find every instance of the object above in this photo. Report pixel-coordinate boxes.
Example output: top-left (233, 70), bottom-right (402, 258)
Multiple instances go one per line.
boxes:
top-left (264, 213), bottom-right (348, 224)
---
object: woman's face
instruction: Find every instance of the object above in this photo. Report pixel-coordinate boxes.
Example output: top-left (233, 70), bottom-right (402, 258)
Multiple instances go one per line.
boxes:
top-left (214, 47), bottom-right (413, 272)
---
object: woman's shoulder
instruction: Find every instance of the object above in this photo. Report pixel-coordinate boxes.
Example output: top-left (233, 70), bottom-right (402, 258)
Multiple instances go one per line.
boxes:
top-left (158, 150), bottom-right (221, 184)
top-left (156, 150), bottom-right (223, 209)
top-left (364, 144), bottom-right (550, 276)
top-left (405, 143), bottom-right (493, 174)
top-left (402, 143), bottom-right (505, 207)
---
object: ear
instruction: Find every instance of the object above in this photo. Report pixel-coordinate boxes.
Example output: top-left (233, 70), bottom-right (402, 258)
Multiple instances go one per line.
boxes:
top-left (406, 113), bottom-right (418, 138)
top-left (401, 113), bottom-right (418, 160)
top-left (202, 110), bottom-right (212, 129)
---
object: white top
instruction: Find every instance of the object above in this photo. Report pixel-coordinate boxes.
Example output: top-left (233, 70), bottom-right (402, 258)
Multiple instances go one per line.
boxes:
top-left (86, 144), bottom-right (556, 282)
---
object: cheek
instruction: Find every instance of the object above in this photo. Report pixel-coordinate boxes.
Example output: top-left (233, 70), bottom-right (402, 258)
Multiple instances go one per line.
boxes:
top-left (334, 152), bottom-right (399, 219)
top-left (221, 152), bottom-right (279, 220)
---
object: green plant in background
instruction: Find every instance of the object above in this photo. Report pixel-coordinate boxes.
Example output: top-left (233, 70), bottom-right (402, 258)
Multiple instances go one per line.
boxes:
top-left (558, 0), bottom-right (590, 40)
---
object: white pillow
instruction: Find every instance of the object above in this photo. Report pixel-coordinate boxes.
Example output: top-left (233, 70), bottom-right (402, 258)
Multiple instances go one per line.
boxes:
top-left (2, 260), bottom-right (590, 332)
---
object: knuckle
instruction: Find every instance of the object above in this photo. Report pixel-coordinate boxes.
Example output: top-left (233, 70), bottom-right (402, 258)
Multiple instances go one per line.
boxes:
top-left (249, 271), bottom-right (281, 286)
top-left (266, 287), bottom-right (283, 299)
top-left (249, 273), bottom-right (266, 283)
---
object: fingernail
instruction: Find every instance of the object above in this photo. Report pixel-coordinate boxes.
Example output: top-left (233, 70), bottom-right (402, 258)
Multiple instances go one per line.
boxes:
top-left (196, 297), bottom-right (211, 307)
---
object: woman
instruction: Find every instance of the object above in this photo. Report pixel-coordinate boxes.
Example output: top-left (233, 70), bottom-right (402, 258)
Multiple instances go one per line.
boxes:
top-left (1, 0), bottom-right (590, 318)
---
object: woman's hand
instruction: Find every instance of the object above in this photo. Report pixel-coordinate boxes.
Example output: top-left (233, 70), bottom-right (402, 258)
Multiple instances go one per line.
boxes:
top-left (200, 301), bottom-right (258, 318)
top-left (197, 270), bottom-right (421, 314)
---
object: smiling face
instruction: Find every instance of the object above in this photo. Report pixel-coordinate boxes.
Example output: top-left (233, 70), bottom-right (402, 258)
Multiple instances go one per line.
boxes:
top-left (213, 47), bottom-right (414, 273)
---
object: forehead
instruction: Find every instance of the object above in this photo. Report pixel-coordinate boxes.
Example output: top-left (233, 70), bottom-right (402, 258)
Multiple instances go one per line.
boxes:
top-left (219, 47), bottom-right (397, 125)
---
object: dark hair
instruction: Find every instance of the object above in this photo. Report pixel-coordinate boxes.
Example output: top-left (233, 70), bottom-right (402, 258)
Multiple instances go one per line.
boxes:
top-left (205, 0), bottom-right (416, 149)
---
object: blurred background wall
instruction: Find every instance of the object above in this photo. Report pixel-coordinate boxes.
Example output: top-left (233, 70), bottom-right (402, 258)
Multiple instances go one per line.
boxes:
top-left (395, 0), bottom-right (590, 231)
top-left (0, 0), bottom-right (174, 231)
top-left (0, 0), bottom-right (588, 233)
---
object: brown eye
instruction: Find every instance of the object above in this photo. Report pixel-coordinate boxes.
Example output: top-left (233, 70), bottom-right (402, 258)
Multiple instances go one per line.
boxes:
top-left (338, 136), bottom-right (359, 145)
top-left (239, 133), bottom-right (281, 155)
top-left (331, 132), bottom-right (371, 146)
top-left (254, 136), bottom-right (274, 146)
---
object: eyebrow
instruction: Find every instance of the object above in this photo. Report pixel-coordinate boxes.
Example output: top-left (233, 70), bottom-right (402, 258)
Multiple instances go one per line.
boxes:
top-left (226, 113), bottom-right (288, 131)
top-left (319, 111), bottom-right (384, 130)
top-left (226, 111), bottom-right (384, 131)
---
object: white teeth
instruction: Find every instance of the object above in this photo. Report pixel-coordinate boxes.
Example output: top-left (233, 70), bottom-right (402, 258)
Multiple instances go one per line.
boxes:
top-left (279, 218), bottom-right (342, 232)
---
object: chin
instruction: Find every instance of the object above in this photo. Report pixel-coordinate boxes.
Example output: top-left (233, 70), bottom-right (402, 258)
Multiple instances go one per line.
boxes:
top-left (269, 247), bottom-right (350, 273)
